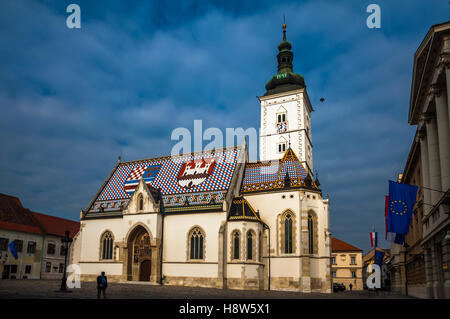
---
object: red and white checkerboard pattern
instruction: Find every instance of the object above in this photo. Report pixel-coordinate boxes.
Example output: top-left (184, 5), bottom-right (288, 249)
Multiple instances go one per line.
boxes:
top-left (92, 148), bottom-right (241, 211)
top-left (126, 165), bottom-right (147, 181)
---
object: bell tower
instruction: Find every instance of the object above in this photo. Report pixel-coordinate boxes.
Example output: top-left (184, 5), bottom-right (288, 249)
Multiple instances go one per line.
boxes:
top-left (258, 22), bottom-right (314, 175)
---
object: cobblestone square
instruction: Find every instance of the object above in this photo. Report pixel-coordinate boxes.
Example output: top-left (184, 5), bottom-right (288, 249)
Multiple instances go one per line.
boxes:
top-left (0, 280), bottom-right (412, 299)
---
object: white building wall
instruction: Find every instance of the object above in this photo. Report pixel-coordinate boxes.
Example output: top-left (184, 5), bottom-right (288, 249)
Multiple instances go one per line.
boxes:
top-left (259, 89), bottom-right (313, 174)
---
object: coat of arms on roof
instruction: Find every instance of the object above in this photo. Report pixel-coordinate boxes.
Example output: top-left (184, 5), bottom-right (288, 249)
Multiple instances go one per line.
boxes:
top-left (124, 164), bottom-right (161, 195)
top-left (177, 157), bottom-right (216, 189)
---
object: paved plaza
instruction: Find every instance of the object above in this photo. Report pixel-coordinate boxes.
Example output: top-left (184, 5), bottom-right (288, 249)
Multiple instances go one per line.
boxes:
top-left (0, 279), bottom-right (413, 299)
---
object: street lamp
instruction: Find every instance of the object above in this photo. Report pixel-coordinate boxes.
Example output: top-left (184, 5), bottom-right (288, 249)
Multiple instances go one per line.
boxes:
top-left (60, 230), bottom-right (73, 292)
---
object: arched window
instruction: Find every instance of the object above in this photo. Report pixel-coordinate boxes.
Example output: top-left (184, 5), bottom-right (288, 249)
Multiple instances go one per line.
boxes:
top-left (308, 215), bottom-right (313, 254)
top-left (247, 231), bottom-right (255, 260)
top-left (189, 227), bottom-right (204, 260)
top-left (232, 231), bottom-right (240, 260)
top-left (101, 231), bottom-right (114, 260)
top-left (138, 194), bottom-right (143, 211)
top-left (284, 213), bottom-right (293, 253)
top-left (308, 212), bottom-right (318, 254)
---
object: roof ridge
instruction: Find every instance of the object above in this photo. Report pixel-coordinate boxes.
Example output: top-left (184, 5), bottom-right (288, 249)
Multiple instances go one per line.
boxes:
top-left (119, 145), bottom-right (244, 165)
top-left (31, 211), bottom-right (79, 223)
top-left (332, 237), bottom-right (362, 251)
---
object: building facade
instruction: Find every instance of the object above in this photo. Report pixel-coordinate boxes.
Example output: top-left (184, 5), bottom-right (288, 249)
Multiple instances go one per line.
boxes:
top-left (72, 24), bottom-right (332, 292)
top-left (387, 133), bottom-right (427, 298)
top-left (32, 212), bottom-right (79, 280)
top-left (407, 21), bottom-right (450, 299)
top-left (0, 193), bottom-right (80, 280)
top-left (331, 238), bottom-right (363, 290)
top-left (0, 193), bottom-right (44, 279)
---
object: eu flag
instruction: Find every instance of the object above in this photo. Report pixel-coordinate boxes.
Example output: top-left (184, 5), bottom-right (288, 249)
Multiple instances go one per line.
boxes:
top-left (8, 240), bottom-right (18, 260)
top-left (387, 180), bottom-right (418, 235)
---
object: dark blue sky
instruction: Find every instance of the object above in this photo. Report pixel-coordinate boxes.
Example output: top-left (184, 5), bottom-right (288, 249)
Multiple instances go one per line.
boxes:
top-left (0, 0), bottom-right (449, 253)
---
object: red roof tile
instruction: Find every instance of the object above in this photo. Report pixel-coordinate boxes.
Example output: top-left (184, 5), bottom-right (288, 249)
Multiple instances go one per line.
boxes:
top-left (332, 237), bottom-right (362, 252)
top-left (0, 193), bottom-right (80, 238)
top-left (31, 212), bottom-right (79, 238)
top-left (0, 193), bottom-right (44, 235)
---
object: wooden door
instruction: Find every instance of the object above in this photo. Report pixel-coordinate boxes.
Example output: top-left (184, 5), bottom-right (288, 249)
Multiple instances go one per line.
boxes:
top-left (139, 260), bottom-right (151, 281)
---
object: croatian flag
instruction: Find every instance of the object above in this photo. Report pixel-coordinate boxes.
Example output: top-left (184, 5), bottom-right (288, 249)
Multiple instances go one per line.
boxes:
top-left (370, 232), bottom-right (378, 248)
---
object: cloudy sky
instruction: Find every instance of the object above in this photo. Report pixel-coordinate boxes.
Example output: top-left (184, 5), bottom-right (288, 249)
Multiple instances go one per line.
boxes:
top-left (0, 0), bottom-right (448, 253)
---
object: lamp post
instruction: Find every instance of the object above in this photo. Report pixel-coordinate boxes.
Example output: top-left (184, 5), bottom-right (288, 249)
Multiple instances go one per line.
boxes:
top-left (60, 230), bottom-right (73, 292)
top-left (403, 242), bottom-right (409, 296)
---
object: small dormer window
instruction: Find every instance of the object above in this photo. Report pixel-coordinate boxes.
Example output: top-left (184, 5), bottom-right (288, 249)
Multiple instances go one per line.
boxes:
top-left (138, 194), bottom-right (143, 211)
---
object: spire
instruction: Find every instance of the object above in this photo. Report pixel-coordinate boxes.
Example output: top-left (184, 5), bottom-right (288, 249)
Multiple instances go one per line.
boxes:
top-left (264, 19), bottom-right (305, 96)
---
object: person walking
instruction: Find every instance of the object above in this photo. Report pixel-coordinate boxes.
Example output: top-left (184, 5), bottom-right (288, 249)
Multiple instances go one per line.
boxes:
top-left (349, 283), bottom-right (353, 291)
top-left (97, 271), bottom-right (108, 299)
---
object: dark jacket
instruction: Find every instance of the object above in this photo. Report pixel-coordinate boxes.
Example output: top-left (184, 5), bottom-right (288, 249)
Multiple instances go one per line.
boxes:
top-left (97, 275), bottom-right (108, 289)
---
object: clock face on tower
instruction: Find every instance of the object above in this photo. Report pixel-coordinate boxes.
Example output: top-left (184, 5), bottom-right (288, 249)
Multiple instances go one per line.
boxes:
top-left (277, 122), bottom-right (287, 133)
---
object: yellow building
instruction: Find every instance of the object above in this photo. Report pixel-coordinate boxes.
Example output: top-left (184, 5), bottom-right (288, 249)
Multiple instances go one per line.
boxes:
top-left (0, 194), bottom-right (44, 279)
top-left (331, 237), bottom-right (363, 290)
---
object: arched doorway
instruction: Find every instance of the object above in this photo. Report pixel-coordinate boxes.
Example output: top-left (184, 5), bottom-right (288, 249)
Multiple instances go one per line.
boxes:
top-left (126, 225), bottom-right (152, 281)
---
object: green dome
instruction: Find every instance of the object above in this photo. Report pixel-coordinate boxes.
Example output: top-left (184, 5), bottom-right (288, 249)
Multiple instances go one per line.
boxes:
top-left (264, 24), bottom-right (306, 96)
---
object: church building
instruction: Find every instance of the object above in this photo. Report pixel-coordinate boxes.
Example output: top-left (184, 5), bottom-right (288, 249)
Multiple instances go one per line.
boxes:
top-left (71, 24), bottom-right (332, 293)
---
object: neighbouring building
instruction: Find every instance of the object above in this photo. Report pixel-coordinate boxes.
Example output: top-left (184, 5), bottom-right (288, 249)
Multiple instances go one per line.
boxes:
top-left (387, 131), bottom-right (427, 298)
top-left (405, 20), bottom-right (450, 298)
top-left (363, 247), bottom-right (390, 290)
top-left (0, 194), bottom-right (44, 279)
top-left (0, 193), bottom-right (80, 280)
top-left (32, 212), bottom-right (79, 280)
top-left (331, 238), bottom-right (363, 290)
top-left (72, 23), bottom-right (332, 292)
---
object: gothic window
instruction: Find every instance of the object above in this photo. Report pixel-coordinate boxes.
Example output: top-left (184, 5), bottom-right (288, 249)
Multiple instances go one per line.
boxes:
top-left (189, 227), bottom-right (205, 260)
top-left (138, 193), bottom-right (144, 211)
top-left (308, 211), bottom-right (318, 254)
top-left (308, 215), bottom-right (314, 254)
top-left (247, 231), bottom-right (255, 260)
top-left (232, 231), bottom-right (240, 260)
top-left (101, 231), bottom-right (114, 260)
top-left (283, 213), bottom-right (293, 254)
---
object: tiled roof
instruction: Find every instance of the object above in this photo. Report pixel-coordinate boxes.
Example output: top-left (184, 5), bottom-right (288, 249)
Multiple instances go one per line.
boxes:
top-left (332, 237), bottom-right (362, 252)
top-left (241, 148), bottom-right (318, 193)
top-left (0, 193), bottom-right (80, 237)
top-left (228, 197), bottom-right (263, 223)
top-left (0, 193), bottom-right (44, 235)
top-left (85, 146), bottom-right (243, 217)
top-left (31, 212), bottom-right (79, 238)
